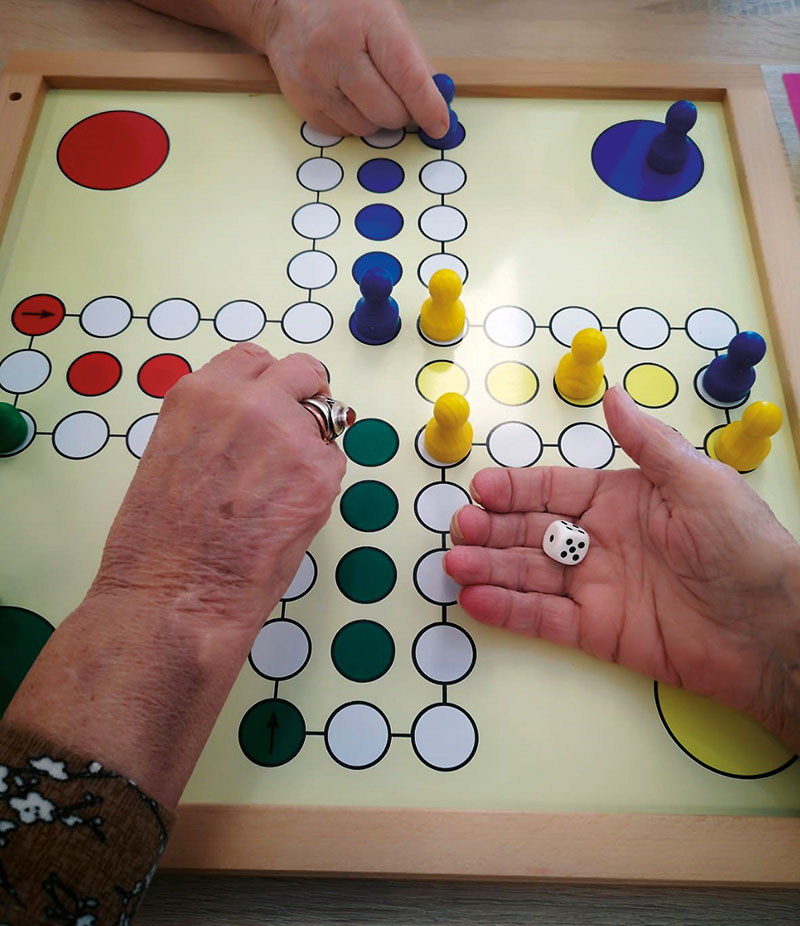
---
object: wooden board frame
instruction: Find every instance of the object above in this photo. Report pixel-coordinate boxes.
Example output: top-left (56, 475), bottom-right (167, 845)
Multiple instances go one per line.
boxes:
top-left (2, 51), bottom-right (800, 885)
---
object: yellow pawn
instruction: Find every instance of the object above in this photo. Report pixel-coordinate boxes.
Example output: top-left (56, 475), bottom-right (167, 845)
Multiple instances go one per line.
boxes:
top-left (715, 400), bottom-right (782, 472)
top-left (419, 269), bottom-right (466, 343)
top-left (424, 392), bottom-right (473, 464)
top-left (554, 328), bottom-right (606, 401)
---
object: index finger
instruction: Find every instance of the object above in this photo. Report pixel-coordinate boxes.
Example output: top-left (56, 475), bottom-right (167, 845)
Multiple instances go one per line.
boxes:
top-left (366, 11), bottom-right (449, 138)
top-left (260, 352), bottom-right (330, 401)
top-left (470, 466), bottom-right (604, 518)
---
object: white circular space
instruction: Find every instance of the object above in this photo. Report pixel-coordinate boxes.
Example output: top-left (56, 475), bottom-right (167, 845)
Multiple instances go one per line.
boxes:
top-left (126, 414), bottom-right (158, 459)
top-left (0, 350), bottom-right (50, 394)
top-left (487, 421), bottom-right (543, 468)
top-left (288, 250), bottom-right (337, 289)
top-left (413, 623), bottom-right (475, 684)
top-left (414, 549), bottom-right (460, 605)
top-left (419, 205), bottom-right (467, 242)
top-left (282, 302), bottom-right (333, 343)
top-left (80, 297), bottom-right (132, 337)
top-left (549, 306), bottom-right (601, 347)
top-left (148, 299), bottom-right (200, 339)
top-left (282, 552), bottom-right (317, 600)
top-left (250, 619), bottom-right (310, 680)
top-left (415, 482), bottom-right (471, 533)
top-left (412, 704), bottom-right (477, 770)
top-left (559, 422), bottom-right (615, 468)
top-left (325, 702), bottom-right (390, 768)
top-left (214, 300), bottom-right (266, 341)
top-left (53, 411), bottom-right (109, 459)
top-left (297, 157), bottom-right (343, 191)
top-left (419, 160), bottom-right (466, 194)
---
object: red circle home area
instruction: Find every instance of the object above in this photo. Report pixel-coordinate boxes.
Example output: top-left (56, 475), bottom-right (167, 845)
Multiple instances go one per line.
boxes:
top-left (138, 354), bottom-right (191, 398)
top-left (57, 111), bottom-right (169, 190)
top-left (67, 352), bottom-right (122, 396)
top-left (12, 294), bottom-right (66, 336)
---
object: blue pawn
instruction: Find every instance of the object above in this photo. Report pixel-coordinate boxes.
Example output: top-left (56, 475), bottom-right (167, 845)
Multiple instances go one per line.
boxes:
top-left (419, 73), bottom-right (464, 150)
top-left (349, 267), bottom-right (401, 345)
top-left (702, 331), bottom-right (767, 404)
top-left (646, 100), bottom-right (698, 174)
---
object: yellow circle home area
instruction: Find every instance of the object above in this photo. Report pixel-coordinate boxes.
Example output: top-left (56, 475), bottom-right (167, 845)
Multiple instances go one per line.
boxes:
top-left (655, 684), bottom-right (795, 778)
top-left (486, 362), bottom-right (538, 406)
top-left (415, 360), bottom-right (468, 402)
top-left (623, 363), bottom-right (678, 408)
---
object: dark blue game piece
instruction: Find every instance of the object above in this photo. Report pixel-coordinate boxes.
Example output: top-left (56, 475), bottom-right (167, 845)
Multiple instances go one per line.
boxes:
top-left (702, 331), bottom-right (767, 404)
top-left (591, 100), bottom-right (704, 202)
top-left (419, 73), bottom-right (465, 150)
top-left (646, 101), bottom-right (698, 174)
top-left (349, 267), bottom-right (401, 345)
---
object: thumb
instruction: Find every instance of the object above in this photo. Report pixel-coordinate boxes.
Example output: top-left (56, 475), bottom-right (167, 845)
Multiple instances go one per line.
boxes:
top-left (603, 384), bottom-right (718, 491)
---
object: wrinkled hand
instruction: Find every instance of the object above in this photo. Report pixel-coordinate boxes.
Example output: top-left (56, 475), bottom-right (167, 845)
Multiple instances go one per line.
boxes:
top-left (252, 0), bottom-right (450, 137)
top-left (91, 343), bottom-right (346, 633)
top-left (445, 385), bottom-right (800, 752)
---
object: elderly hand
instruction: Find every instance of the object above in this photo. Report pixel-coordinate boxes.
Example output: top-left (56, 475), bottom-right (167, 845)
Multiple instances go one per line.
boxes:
top-left (250, 0), bottom-right (449, 138)
top-left (92, 343), bottom-right (346, 634)
top-left (445, 385), bottom-right (800, 754)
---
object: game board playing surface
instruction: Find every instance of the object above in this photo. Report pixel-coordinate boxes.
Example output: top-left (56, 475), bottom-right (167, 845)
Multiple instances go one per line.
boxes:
top-left (1, 86), bottom-right (799, 817)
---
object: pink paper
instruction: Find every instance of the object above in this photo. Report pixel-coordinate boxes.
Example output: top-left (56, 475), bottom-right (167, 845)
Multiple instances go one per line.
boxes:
top-left (783, 73), bottom-right (800, 136)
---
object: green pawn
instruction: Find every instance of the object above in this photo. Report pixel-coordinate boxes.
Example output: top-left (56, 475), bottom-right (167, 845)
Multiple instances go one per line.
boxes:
top-left (0, 402), bottom-right (28, 453)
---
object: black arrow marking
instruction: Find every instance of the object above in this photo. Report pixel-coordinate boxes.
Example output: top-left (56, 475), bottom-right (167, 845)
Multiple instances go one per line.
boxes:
top-left (267, 711), bottom-right (280, 754)
top-left (21, 310), bottom-right (55, 318)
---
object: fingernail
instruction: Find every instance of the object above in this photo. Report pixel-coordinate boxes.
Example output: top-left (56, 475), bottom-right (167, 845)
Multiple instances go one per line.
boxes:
top-left (468, 477), bottom-right (482, 505)
top-left (450, 512), bottom-right (464, 543)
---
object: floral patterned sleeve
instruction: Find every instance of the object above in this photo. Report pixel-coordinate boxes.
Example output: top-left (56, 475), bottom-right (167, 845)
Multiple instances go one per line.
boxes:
top-left (0, 723), bottom-right (175, 926)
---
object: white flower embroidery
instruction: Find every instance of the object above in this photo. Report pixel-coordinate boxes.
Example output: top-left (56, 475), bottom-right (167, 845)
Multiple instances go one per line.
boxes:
top-left (9, 791), bottom-right (55, 824)
top-left (0, 766), bottom-right (7, 794)
top-left (88, 761), bottom-right (103, 774)
top-left (62, 815), bottom-right (83, 826)
top-left (29, 756), bottom-right (69, 780)
top-left (76, 916), bottom-right (96, 926)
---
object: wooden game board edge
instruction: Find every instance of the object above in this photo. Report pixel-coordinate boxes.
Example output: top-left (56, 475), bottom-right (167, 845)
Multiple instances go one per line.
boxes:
top-left (0, 51), bottom-right (760, 97)
top-left (0, 71), bottom-right (47, 242)
top-left (722, 86), bottom-right (800, 458)
top-left (162, 804), bottom-right (800, 884)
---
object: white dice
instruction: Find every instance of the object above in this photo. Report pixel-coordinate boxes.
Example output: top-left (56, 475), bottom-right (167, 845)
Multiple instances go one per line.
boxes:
top-left (543, 519), bottom-right (590, 565)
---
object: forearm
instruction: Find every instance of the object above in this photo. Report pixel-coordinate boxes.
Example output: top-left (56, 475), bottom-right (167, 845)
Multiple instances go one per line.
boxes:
top-left (130, 0), bottom-right (269, 41)
top-left (4, 587), bottom-right (258, 807)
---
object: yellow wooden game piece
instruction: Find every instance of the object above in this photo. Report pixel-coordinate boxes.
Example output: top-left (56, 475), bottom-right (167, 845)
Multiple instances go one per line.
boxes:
top-left (554, 328), bottom-right (607, 401)
top-left (714, 400), bottom-right (782, 472)
top-left (419, 269), bottom-right (465, 343)
top-left (424, 392), bottom-right (473, 464)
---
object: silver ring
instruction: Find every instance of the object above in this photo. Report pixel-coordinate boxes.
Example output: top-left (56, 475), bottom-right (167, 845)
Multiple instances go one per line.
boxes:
top-left (300, 395), bottom-right (356, 442)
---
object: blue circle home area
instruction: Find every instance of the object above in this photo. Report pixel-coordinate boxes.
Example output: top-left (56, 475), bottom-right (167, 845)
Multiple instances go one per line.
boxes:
top-left (352, 252), bottom-right (403, 285)
top-left (357, 158), bottom-right (404, 193)
top-left (591, 119), bottom-right (704, 202)
top-left (355, 204), bottom-right (404, 241)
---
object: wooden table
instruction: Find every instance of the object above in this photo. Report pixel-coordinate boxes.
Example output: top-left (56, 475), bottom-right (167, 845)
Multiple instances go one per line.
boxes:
top-left (2, 2), bottom-right (799, 924)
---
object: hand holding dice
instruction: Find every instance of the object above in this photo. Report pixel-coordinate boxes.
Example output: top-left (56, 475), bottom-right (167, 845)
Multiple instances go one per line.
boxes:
top-left (543, 520), bottom-right (590, 565)
top-left (445, 385), bottom-right (800, 757)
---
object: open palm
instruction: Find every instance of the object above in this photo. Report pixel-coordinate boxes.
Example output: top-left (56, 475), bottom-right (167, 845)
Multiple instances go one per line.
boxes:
top-left (445, 386), bottom-right (800, 750)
